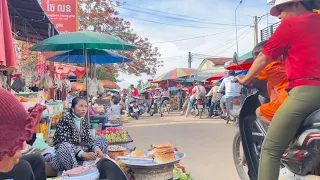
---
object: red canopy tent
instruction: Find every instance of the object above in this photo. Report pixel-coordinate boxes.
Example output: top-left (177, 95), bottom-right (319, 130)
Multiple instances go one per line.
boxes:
top-left (206, 72), bottom-right (228, 82)
top-left (0, 0), bottom-right (16, 69)
top-left (225, 59), bottom-right (254, 70)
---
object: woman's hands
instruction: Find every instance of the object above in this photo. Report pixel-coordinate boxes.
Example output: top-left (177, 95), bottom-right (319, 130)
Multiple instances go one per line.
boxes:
top-left (81, 147), bottom-right (104, 161)
top-left (82, 152), bottom-right (97, 161)
top-left (95, 147), bottom-right (104, 158)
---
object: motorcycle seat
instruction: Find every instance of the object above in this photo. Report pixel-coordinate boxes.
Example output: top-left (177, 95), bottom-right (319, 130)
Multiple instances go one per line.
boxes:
top-left (303, 109), bottom-right (320, 127)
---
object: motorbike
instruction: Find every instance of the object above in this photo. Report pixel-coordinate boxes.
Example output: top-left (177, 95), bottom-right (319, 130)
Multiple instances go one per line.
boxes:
top-left (213, 100), bottom-right (223, 116)
top-left (128, 99), bottom-right (140, 120)
top-left (135, 97), bottom-right (146, 116)
top-left (150, 96), bottom-right (161, 117)
top-left (225, 96), bottom-right (242, 124)
top-left (195, 99), bottom-right (205, 119)
top-left (232, 52), bottom-right (320, 180)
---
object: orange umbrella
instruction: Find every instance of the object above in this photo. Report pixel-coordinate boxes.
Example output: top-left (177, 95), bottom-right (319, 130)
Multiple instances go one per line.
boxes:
top-left (101, 80), bottom-right (120, 89)
top-left (72, 82), bottom-right (86, 91)
top-left (0, 0), bottom-right (16, 69)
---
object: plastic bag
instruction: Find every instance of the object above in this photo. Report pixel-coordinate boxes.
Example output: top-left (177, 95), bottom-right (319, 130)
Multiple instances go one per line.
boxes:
top-left (97, 80), bottom-right (104, 94)
top-left (41, 74), bottom-right (53, 90)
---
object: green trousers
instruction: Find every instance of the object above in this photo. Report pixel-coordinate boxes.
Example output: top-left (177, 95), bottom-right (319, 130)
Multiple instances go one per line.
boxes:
top-left (258, 86), bottom-right (320, 180)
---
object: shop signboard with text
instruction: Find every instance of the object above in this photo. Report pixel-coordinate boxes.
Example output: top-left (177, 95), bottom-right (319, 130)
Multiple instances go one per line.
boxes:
top-left (40, 0), bottom-right (78, 33)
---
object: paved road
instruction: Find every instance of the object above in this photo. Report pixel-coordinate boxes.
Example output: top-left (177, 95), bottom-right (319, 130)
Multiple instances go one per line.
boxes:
top-left (124, 112), bottom-right (240, 180)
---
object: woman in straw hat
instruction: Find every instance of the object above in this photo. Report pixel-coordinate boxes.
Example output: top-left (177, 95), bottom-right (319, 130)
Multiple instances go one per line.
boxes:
top-left (236, 0), bottom-right (320, 179)
top-left (0, 88), bottom-right (47, 179)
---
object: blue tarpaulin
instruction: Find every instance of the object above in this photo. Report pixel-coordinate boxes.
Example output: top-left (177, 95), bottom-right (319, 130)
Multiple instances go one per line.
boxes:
top-left (218, 70), bottom-right (249, 83)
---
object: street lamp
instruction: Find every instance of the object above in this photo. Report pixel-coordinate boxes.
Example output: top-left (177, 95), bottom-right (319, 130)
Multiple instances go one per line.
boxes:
top-left (235, 0), bottom-right (243, 56)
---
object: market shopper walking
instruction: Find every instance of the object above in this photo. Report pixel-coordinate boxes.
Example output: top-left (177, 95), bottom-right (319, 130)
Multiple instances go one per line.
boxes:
top-left (236, 1), bottom-right (320, 179)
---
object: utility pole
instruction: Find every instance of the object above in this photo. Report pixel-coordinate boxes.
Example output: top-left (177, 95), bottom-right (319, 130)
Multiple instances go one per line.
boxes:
top-left (188, 52), bottom-right (192, 68)
top-left (253, 16), bottom-right (259, 45)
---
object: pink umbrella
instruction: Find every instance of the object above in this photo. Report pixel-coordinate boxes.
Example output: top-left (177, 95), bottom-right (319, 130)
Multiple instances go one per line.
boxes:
top-left (0, 0), bottom-right (16, 69)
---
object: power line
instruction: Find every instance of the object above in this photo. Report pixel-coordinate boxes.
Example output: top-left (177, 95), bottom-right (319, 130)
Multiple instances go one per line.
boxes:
top-left (117, 15), bottom-right (212, 28)
top-left (121, 4), bottom-right (230, 23)
top-left (118, 6), bottom-right (250, 27)
top-left (196, 27), bottom-right (252, 54)
top-left (215, 29), bottom-right (253, 56)
top-left (152, 29), bottom-right (236, 44)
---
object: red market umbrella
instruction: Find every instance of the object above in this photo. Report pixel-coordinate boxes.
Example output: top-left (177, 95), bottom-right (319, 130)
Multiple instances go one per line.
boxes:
top-left (0, 0), bottom-right (16, 69)
top-left (225, 59), bottom-right (254, 70)
top-left (206, 72), bottom-right (228, 82)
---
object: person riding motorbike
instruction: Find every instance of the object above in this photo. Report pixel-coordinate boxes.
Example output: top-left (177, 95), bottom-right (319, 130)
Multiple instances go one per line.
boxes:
top-left (160, 86), bottom-right (170, 109)
top-left (206, 82), bottom-right (222, 118)
top-left (130, 84), bottom-right (139, 98)
top-left (236, 1), bottom-right (320, 179)
top-left (185, 81), bottom-right (206, 118)
top-left (251, 41), bottom-right (289, 126)
top-left (218, 70), bottom-right (242, 117)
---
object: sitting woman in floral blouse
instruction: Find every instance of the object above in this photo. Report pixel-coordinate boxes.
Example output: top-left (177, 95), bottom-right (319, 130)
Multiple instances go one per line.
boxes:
top-left (45, 97), bottom-right (108, 171)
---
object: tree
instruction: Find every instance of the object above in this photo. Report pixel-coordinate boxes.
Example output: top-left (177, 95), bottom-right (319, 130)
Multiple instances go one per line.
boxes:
top-left (95, 64), bottom-right (118, 81)
top-left (78, 0), bottom-right (163, 78)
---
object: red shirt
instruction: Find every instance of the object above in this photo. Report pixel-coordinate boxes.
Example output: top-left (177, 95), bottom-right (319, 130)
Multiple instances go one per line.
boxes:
top-left (262, 13), bottom-right (320, 89)
top-left (131, 88), bottom-right (139, 97)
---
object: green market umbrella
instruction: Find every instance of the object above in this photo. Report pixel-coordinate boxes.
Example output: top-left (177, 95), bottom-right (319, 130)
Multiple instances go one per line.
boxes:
top-left (29, 31), bottom-right (136, 51)
top-left (29, 31), bottom-right (136, 121)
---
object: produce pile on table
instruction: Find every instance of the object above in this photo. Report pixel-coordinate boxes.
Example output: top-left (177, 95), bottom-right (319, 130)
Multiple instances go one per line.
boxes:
top-left (96, 128), bottom-right (131, 143)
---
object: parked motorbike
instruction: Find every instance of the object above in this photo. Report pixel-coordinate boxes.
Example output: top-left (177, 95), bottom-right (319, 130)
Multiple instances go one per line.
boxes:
top-left (232, 52), bottom-right (320, 180)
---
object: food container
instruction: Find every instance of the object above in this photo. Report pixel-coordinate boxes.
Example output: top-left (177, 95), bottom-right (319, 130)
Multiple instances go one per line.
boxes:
top-left (108, 151), bottom-right (126, 160)
top-left (108, 145), bottom-right (127, 160)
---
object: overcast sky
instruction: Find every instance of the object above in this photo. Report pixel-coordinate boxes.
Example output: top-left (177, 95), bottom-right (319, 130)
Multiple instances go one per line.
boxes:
top-left (115, 0), bottom-right (278, 88)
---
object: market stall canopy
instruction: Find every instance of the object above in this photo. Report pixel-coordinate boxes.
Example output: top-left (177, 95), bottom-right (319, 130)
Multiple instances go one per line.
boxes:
top-left (8, 0), bottom-right (58, 43)
top-left (48, 49), bottom-right (132, 64)
top-left (225, 59), bottom-right (254, 70)
top-left (101, 80), bottom-right (120, 89)
top-left (54, 64), bottom-right (86, 79)
top-left (0, 0), bottom-right (16, 69)
top-left (206, 72), bottom-right (228, 82)
top-left (225, 51), bottom-right (253, 70)
top-left (154, 68), bottom-right (199, 82)
top-left (181, 76), bottom-right (207, 85)
top-left (29, 31), bottom-right (136, 52)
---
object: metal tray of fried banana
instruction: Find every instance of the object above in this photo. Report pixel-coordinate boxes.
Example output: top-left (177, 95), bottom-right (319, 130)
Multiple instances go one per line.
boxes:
top-left (117, 151), bottom-right (186, 169)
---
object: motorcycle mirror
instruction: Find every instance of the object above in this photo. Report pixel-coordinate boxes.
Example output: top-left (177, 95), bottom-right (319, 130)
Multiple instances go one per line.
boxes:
top-left (232, 52), bottom-right (238, 64)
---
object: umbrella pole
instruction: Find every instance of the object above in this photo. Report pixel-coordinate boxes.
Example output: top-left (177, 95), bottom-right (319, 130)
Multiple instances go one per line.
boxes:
top-left (84, 44), bottom-right (90, 122)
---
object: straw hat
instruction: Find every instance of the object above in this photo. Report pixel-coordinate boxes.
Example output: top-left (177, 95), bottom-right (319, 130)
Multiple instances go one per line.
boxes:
top-left (270, 0), bottom-right (317, 16)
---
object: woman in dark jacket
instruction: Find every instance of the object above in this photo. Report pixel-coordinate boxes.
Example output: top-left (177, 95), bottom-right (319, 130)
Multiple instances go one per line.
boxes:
top-left (45, 97), bottom-right (108, 171)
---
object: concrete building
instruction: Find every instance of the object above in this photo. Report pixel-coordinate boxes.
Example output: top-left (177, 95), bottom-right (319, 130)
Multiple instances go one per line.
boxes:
top-left (197, 58), bottom-right (231, 77)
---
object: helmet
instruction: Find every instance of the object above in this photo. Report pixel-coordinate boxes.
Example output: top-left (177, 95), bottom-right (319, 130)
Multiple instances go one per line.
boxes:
top-left (228, 70), bottom-right (236, 77)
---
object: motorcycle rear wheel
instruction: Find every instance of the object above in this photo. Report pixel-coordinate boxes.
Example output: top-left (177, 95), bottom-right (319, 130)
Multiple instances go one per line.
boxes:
top-left (233, 130), bottom-right (250, 180)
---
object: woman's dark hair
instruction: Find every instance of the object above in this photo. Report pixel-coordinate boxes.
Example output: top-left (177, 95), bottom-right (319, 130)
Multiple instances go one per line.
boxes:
top-left (252, 40), bottom-right (267, 58)
top-left (70, 97), bottom-right (86, 115)
top-left (300, 1), bottom-right (320, 11)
